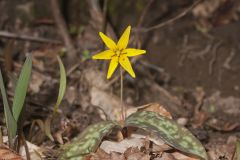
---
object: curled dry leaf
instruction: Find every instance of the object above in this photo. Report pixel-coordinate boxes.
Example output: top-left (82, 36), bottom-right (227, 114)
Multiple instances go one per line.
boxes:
top-left (65, 86), bottom-right (78, 105)
top-left (100, 138), bottom-right (145, 154)
top-left (171, 151), bottom-right (200, 160)
top-left (124, 147), bottom-right (150, 160)
top-left (19, 141), bottom-right (44, 160)
top-left (155, 151), bottom-right (200, 160)
top-left (0, 145), bottom-right (22, 160)
top-left (90, 148), bottom-right (110, 160)
top-left (29, 72), bottom-right (45, 93)
top-left (127, 103), bottom-right (172, 119)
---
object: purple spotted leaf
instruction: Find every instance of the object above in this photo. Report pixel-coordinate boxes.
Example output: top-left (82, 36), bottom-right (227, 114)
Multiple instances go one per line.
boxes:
top-left (60, 121), bottom-right (120, 160)
top-left (125, 111), bottom-right (208, 160)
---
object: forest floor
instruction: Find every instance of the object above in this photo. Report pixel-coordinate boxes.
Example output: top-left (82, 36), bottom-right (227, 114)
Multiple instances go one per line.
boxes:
top-left (0, 0), bottom-right (240, 159)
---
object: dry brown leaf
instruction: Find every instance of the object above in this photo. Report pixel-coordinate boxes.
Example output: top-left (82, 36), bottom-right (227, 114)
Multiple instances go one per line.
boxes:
top-left (127, 103), bottom-right (172, 119)
top-left (100, 138), bottom-right (145, 154)
top-left (54, 131), bottom-right (64, 144)
top-left (127, 152), bottom-right (150, 160)
top-left (192, 111), bottom-right (208, 128)
top-left (125, 147), bottom-right (150, 160)
top-left (171, 151), bottom-right (200, 160)
top-left (192, 0), bottom-right (222, 18)
top-left (65, 86), bottom-right (78, 105)
top-left (90, 148), bottom-right (111, 160)
top-left (153, 152), bottom-right (175, 160)
top-left (19, 141), bottom-right (44, 160)
top-left (29, 72), bottom-right (45, 93)
top-left (152, 143), bottom-right (172, 153)
top-left (207, 118), bottom-right (239, 131)
top-left (0, 145), bottom-right (22, 160)
top-left (110, 152), bottom-right (125, 160)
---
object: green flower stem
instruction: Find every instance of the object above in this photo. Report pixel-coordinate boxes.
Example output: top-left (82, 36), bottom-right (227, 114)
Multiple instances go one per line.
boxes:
top-left (0, 127), bottom-right (2, 145)
top-left (120, 67), bottom-right (125, 120)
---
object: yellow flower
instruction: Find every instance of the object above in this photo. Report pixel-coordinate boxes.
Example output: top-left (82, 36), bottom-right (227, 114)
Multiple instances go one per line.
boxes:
top-left (92, 26), bottom-right (146, 79)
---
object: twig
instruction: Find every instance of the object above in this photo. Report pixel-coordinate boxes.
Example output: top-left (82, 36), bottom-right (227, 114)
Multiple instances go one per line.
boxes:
top-left (133, 0), bottom-right (202, 33)
top-left (20, 131), bottom-right (30, 160)
top-left (0, 31), bottom-right (61, 44)
top-left (0, 127), bottom-right (3, 145)
top-left (178, 46), bottom-right (197, 66)
top-left (137, 0), bottom-right (155, 28)
top-left (101, 0), bottom-right (109, 49)
top-left (189, 44), bottom-right (212, 60)
top-left (66, 62), bottom-right (81, 76)
top-left (223, 49), bottom-right (235, 70)
top-left (231, 144), bottom-right (236, 160)
top-left (102, 0), bottom-right (109, 33)
top-left (139, 60), bottom-right (164, 73)
top-left (134, 0), bottom-right (155, 47)
top-left (50, 0), bottom-right (77, 62)
top-left (87, 0), bottom-right (117, 38)
top-left (209, 42), bottom-right (222, 75)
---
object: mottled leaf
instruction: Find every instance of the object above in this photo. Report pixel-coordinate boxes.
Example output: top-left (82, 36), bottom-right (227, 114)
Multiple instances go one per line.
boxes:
top-left (60, 121), bottom-right (120, 160)
top-left (12, 55), bottom-right (32, 121)
top-left (125, 111), bottom-right (208, 160)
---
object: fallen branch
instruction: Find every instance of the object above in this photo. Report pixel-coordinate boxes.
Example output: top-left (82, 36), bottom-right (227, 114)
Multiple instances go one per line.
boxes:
top-left (133, 0), bottom-right (202, 33)
top-left (50, 0), bottom-right (77, 62)
top-left (223, 49), bottom-right (235, 70)
top-left (134, 0), bottom-right (155, 47)
top-left (209, 41), bottom-right (222, 75)
top-left (0, 31), bottom-right (61, 44)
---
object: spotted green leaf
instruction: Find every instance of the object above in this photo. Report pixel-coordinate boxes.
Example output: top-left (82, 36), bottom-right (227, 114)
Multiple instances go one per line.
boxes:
top-left (60, 121), bottom-right (120, 160)
top-left (125, 111), bottom-right (208, 160)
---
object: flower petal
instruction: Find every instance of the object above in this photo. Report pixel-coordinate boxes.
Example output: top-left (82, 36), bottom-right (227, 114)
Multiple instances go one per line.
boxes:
top-left (107, 56), bottom-right (119, 79)
top-left (117, 26), bottom-right (131, 50)
top-left (125, 48), bottom-right (146, 57)
top-left (92, 50), bottom-right (115, 59)
top-left (99, 32), bottom-right (117, 50)
top-left (119, 55), bottom-right (135, 78)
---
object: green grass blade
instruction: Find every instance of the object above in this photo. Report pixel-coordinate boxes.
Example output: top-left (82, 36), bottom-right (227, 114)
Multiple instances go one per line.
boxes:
top-left (12, 55), bottom-right (32, 121)
top-left (0, 69), bottom-right (17, 147)
top-left (125, 111), bottom-right (208, 160)
top-left (44, 117), bottom-right (54, 141)
top-left (53, 56), bottom-right (66, 113)
top-left (236, 140), bottom-right (240, 160)
top-left (60, 121), bottom-right (120, 160)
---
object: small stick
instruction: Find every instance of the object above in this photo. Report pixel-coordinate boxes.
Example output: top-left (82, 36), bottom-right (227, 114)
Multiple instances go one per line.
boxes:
top-left (223, 49), bottom-right (235, 70)
top-left (102, 0), bottom-right (109, 33)
top-left (20, 131), bottom-right (31, 160)
top-left (134, 0), bottom-right (155, 47)
top-left (50, 0), bottom-right (77, 62)
top-left (0, 127), bottom-right (3, 145)
top-left (0, 31), bottom-right (61, 44)
top-left (209, 42), bottom-right (222, 75)
top-left (133, 0), bottom-right (202, 33)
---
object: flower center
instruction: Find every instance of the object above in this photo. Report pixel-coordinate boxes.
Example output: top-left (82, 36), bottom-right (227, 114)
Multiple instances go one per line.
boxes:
top-left (116, 50), bottom-right (121, 57)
